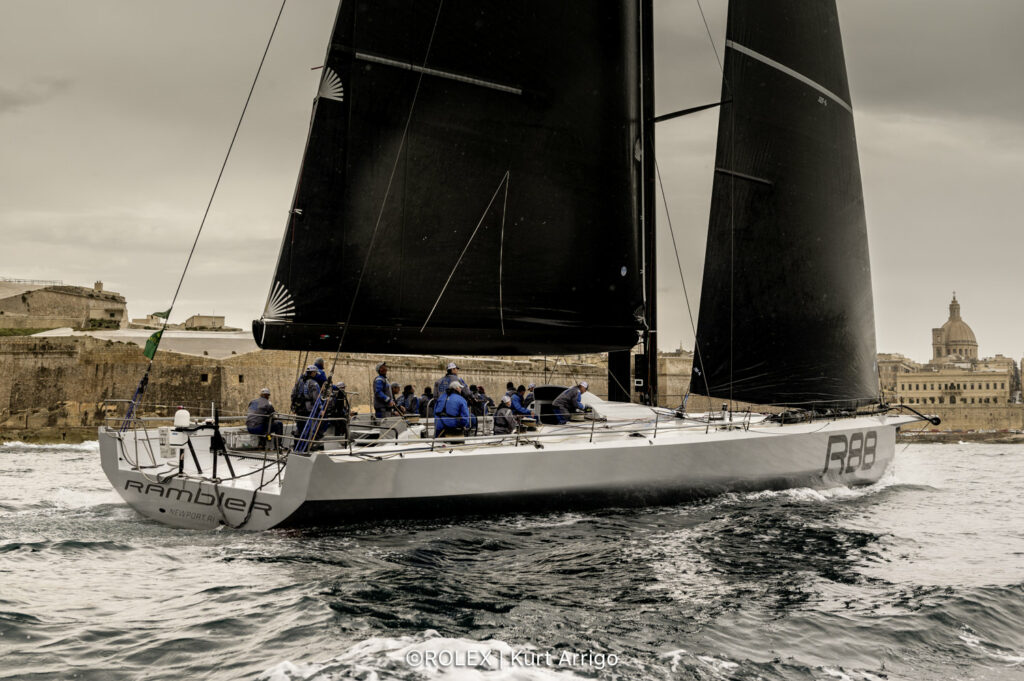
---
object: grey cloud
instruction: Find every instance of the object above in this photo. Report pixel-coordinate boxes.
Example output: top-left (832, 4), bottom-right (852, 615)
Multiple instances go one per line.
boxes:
top-left (840, 0), bottom-right (1024, 124)
top-left (0, 77), bottom-right (72, 115)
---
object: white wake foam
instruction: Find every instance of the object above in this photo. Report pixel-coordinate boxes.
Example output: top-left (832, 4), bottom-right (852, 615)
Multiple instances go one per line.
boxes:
top-left (0, 440), bottom-right (100, 453)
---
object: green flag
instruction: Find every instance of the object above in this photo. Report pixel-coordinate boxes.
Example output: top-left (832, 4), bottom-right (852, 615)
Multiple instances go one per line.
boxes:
top-left (143, 329), bottom-right (163, 360)
top-left (151, 309), bottom-right (171, 319)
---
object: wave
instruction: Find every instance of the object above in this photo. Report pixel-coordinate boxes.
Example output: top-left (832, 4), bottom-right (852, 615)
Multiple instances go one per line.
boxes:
top-left (0, 539), bottom-right (135, 555)
top-left (958, 626), bottom-right (1024, 666)
top-left (0, 440), bottom-right (99, 453)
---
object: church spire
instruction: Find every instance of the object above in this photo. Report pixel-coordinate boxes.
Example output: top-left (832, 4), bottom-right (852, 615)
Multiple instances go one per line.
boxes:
top-left (949, 293), bottom-right (961, 321)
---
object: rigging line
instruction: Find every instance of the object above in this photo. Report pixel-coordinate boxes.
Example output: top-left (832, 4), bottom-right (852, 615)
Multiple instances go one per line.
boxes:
top-left (653, 155), bottom-right (711, 400)
top-left (498, 172), bottom-right (509, 336)
top-left (695, 0), bottom-right (724, 77)
top-left (420, 170), bottom-right (510, 333)
top-left (332, 0), bottom-right (445, 365)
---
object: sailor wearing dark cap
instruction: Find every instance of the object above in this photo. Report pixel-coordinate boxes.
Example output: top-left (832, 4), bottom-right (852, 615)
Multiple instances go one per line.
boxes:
top-left (325, 381), bottom-right (350, 437)
top-left (373, 361), bottom-right (396, 418)
top-left (246, 387), bottom-right (283, 439)
top-left (290, 365), bottom-right (321, 437)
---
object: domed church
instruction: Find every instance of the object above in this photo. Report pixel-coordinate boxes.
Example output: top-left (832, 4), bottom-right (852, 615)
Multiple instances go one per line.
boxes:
top-left (931, 294), bottom-right (978, 362)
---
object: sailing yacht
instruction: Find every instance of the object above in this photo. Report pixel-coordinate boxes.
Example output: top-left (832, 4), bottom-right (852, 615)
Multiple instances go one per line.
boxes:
top-left (99, 0), bottom-right (930, 530)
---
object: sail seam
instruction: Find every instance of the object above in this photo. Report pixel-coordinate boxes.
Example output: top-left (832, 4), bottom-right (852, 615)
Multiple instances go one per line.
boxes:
top-left (355, 52), bottom-right (521, 95)
top-left (726, 40), bottom-right (852, 113)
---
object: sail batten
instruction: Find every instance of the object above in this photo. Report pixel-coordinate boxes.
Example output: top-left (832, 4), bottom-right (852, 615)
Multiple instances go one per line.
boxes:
top-left (255, 1), bottom-right (647, 355)
top-left (691, 0), bottom-right (878, 408)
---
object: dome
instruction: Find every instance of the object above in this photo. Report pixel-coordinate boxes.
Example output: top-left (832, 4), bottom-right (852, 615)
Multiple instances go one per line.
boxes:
top-left (933, 294), bottom-right (978, 361)
top-left (941, 318), bottom-right (976, 345)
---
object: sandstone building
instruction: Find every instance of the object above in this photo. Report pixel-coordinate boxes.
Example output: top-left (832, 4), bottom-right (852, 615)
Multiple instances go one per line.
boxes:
top-left (888, 295), bottom-right (1022, 431)
top-left (0, 279), bottom-right (127, 330)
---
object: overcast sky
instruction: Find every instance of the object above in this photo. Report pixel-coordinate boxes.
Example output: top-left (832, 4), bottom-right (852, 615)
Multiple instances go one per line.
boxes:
top-left (1, 1), bottom-right (1022, 364)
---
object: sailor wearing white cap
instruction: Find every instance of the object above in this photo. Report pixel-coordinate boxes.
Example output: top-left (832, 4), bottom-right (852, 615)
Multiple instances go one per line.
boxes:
top-left (524, 382), bottom-right (537, 408)
top-left (493, 393), bottom-right (517, 435)
top-left (435, 360), bottom-right (464, 397)
top-left (551, 381), bottom-right (589, 425)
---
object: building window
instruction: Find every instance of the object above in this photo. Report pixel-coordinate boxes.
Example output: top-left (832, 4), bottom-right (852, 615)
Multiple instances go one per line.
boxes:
top-left (238, 374), bottom-right (244, 384)
top-left (200, 373), bottom-right (209, 384)
top-left (950, 396), bottom-right (956, 404)
top-left (1002, 383), bottom-right (1006, 389)
top-left (994, 397), bottom-right (999, 404)
top-left (939, 397), bottom-right (944, 404)
top-left (109, 312), bottom-right (115, 319)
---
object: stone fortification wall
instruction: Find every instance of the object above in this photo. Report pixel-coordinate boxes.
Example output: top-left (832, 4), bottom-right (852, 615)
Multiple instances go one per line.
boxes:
top-left (901, 403), bottom-right (1024, 433)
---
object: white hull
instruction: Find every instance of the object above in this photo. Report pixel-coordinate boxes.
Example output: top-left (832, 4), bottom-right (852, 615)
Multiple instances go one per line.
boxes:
top-left (99, 409), bottom-right (922, 531)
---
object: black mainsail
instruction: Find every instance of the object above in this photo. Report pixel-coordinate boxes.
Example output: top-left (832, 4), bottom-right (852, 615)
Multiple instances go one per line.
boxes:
top-left (690, 0), bottom-right (878, 408)
top-left (255, 1), bottom-right (648, 355)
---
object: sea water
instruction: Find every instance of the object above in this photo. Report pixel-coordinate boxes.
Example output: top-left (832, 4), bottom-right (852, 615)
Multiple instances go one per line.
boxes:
top-left (1, 440), bottom-right (1023, 680)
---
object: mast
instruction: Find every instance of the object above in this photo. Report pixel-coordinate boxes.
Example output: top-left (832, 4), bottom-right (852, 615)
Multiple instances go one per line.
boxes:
top-left (609, 0), bottom-right (656, 405)
top-left (641, 0), bottom-right (657, 406)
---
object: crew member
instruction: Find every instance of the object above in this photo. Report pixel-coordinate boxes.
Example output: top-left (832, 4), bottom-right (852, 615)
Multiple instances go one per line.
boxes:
top-left (493, 394), bottom-right (517, 435)
top-left (511, 385), bottom-right (534, 418)
top-left (391, 382), bottom-right (405, 415)
top-left (477, 385), bottom-right (495, 412)
top-left (435, 381), bottom-right (473, 437)
top-left (524, 383), bottom-right (537, 408)
top-left (468, 385), bottom-right (484, 417)
top-left (312, 357), bottom-right (328, 386)
top-left (373, 362), bottom-right (396, 418)
top-left (290, 366), bottom-right (320, 438)
top-left (551, 381), bottom-right (588, 425)
top-left (246, 387), bottom-right (283, 443)
top-left (399, 385), bottom-right (419, 417)
top-left (418, 387), bottom-right (433, 418)
top-left (436, 361), bottom-right (465, 396)
top-left (324, 382), bottom-right (350, 438)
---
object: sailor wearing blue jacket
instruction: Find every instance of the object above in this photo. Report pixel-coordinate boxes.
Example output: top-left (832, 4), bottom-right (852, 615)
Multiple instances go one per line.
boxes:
top-left (511, 385), bottom-right (533, 416)
top-left (551, 381), bottom-right (588, 424)
top-left (435, 383), bottom-right (474, 436)
top-left (372, 361), bottom-right (396, 418)
top-left (312, 357), bottom-right (328, 386)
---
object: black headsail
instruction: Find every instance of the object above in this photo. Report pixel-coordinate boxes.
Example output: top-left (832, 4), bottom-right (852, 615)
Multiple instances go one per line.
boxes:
top-left (254, 1), bottom-right (647, 355)
top-left (690, 0), bottom-right (878, 408)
